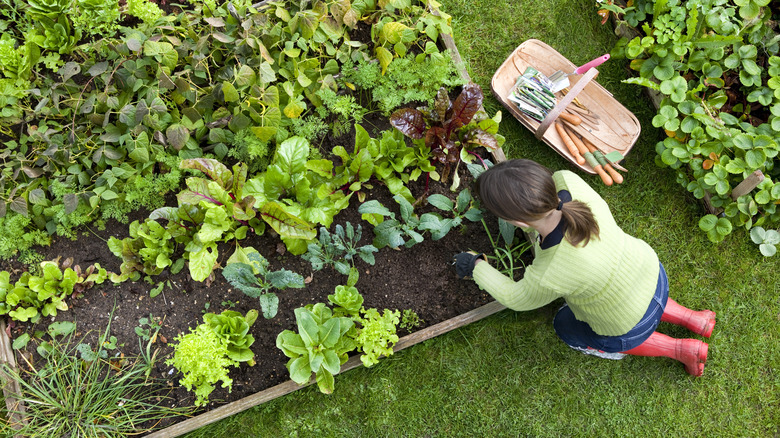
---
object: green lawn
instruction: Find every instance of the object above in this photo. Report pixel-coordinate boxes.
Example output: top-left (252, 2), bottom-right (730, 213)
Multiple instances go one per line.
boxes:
top-left (183, 1), bottom-right (779, 436)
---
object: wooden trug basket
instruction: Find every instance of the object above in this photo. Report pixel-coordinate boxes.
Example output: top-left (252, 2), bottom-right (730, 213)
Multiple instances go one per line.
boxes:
top-left (491, 39), bottom-right (641, 174)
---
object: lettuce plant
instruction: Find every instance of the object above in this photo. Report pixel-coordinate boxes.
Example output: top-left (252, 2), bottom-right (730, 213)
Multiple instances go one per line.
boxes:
top-left (328, 285), bottom-right (364, 318)
top-left (275, 303), bottom-right (356, 394)
top-left (107, 218), bottom-right (176, 281)
top-left (202, 309), bottom-right (259, 365)
top-left (354, 307), bottom-right (400, 368)
top-left (166, 324), bottom-right (236, 407)
top-left (0, 260), bottom-right (108, 322)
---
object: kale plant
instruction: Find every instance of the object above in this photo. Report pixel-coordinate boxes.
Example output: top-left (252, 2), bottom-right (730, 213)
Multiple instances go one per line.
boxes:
top-left (302, 222), bottom-right (377, 282)
top-left (221, 246), bottom-right (304, 319)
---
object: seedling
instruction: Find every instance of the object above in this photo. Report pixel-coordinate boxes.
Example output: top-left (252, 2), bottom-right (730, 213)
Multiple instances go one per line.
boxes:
top-left (302, 222), bottom-right (378, 285)
top-left (418, 189), bottom-right (483, 240)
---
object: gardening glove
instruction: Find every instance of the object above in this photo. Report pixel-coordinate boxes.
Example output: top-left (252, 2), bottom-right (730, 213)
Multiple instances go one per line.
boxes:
top-left (453, 252), bottom-right (485, 279)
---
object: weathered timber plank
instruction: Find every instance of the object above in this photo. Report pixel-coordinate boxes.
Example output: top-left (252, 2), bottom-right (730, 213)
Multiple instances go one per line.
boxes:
top-left (144, 300), bottom-right (508, 437)
top-left (731, 170), bottom-right (765, 200)
top-left (0, 320), bottom-right (27, 437)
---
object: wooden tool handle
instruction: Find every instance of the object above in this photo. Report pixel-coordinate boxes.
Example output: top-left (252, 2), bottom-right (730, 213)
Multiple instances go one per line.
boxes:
top-left (555, 122), bottom-right (584, 165)
top-left (558, 112), bottom-right (582, 126)
top-left (580, 135), bottom-right (622, 185)
top-left (566, 125), bottom-right (612, 186)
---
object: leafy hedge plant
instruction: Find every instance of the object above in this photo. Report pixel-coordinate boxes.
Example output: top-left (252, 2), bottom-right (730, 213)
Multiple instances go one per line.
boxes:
top-left (606, 0), bottom-right (780, 243)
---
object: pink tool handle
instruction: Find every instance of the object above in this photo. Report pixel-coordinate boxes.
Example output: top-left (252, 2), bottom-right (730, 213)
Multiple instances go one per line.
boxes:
top-left (573, 54), bottom-right (610, 75)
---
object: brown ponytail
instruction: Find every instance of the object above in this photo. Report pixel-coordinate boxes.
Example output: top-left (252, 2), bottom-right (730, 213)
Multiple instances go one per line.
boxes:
top-left (475, 159), bottom-right (599, 247)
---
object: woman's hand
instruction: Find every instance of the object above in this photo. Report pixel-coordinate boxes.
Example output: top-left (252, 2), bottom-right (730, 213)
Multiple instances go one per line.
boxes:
top-left (452, 252), bottom-right (485, 279)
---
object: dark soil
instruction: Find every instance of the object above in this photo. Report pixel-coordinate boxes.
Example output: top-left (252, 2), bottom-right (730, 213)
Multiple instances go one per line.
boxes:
top-left (2, 110), bottom-right (529, 430)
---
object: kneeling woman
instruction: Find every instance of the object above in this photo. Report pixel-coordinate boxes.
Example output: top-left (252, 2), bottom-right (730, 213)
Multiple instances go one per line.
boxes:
top-left (455, 159), bottom-right (715, 376)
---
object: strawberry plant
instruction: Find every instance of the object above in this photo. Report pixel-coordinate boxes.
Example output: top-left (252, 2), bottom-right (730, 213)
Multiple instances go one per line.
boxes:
top-left (608, 0), bottom-right (780, 242)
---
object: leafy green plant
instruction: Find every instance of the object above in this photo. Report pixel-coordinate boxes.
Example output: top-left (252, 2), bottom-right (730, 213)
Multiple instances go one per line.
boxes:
top-left (480, 218), bottom-right (533, 281)
top-left (245, 136), bottom-right (350, 254)
top-left (302, 222), bottom-right (378, 282)
top-left (0, 260), bottom-right (108, 322)
top-left (108, 218), bottom-right (177, 281)
top-left (354, 307), bottom-right (400, 368)
top-left (358, 195), bottom-right (425, 249)
top-left (1, 322), bottom-right (190, 436)
top-left (126, 0), bottom-right (162, 25)
top-left (611, 0), bottom-right (780, 242)
top-left (315, 87), bottom-right (368, 137)
top-left (28, 15), bottom-right (80, 54)
top-left (328, 284), bottom-right (364, 318)
top-left (203, 309), bottom-right (259, 365)
top-left (400, 309), bottom-right (424, 332)
top-left (276, 303), bottom-right (357, 394)
top-left (749, 226), bottom-right (780, 256)
top-left (222, 246), bottom-right (304, 319)
top-left (166, 309), bottom-right (258, 407)
top-left (390, 84), bottom-right (504, 189)
top-left (419, 188), bottom-right (483, 240)
top-left (71, 0), bottom-right (120, 38)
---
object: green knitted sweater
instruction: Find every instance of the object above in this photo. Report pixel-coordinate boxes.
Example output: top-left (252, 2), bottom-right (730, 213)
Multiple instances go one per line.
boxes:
top-left (473, 170), bottom-right (659, 336)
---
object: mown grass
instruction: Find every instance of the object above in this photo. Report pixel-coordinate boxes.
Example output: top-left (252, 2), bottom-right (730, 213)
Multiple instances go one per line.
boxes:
top-left (183, 0), bottom-right (779, 436)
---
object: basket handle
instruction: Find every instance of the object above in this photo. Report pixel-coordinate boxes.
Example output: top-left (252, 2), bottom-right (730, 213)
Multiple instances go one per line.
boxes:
top-left (535, 68), bottom-right (598, 140)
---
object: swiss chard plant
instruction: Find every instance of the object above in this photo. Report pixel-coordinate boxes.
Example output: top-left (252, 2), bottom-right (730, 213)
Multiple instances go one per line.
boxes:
top-left (221, 246), bottom-right (305, 319)
top-left (245, 136), bottom-right (351, 255)
top-left (390, 84), bottom-right (504, 190)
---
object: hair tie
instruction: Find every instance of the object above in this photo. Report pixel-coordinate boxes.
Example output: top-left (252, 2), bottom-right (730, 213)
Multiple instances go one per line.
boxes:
top-left (556, 200), bottom-right (564, 211)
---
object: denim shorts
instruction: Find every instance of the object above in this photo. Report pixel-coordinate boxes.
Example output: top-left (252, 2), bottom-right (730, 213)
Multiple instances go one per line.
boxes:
top-left (553, 263), bottom-right (669, 353)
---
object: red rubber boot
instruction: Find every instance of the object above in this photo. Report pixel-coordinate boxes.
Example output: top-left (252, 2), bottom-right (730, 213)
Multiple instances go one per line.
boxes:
top-left (621, 332), bottom-right (709, 377)
top-left (661, 298), bottom-right (716, 337)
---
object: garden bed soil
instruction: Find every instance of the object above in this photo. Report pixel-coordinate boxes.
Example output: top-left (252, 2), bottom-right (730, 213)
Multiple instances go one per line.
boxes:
top-left (1, 110), bottom-right (528, 430)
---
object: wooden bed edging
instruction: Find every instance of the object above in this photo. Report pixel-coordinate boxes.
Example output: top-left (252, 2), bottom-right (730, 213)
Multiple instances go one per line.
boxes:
top-left (144, 300), bottom-right (507, 437)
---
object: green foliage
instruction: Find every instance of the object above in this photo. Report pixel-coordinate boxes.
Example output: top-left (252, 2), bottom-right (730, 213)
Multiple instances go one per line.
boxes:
top-left (203, 309), bottom-right (259, 365)
top-left (749, 225), bottom-right (779, 256)
top-left (276, 303), bottom-right (357, 394)
top-left (341, 52), bottom-right (466, 115)
top-left (0, 213), bottom-right (50, 260)
top-left (400, 308), bottom-right (424, 332)
top-left (26, 0), bottom-right (72, 17)
top-left (0, 260), bottom-right (108, 322)
top-left (1, 322), bottom-right (190, 437)
top-left (222, 246), bottom-right (305, 318)
top-left (354, 307), bottom-right (400, 368)
top-left (71, 0), bottom-right (120, 38)
top-left (612, 0), bottom-right (780, 242)
top-left (390, 84), bottom-right (504, 188)
top-left (28, 14), bottom-right (80, 54)
top-left (480, 218), bottom-right (532, 281)
top-left (166, 324), bottom-right (237, 407)
top-left (302, 222), bottom-right (377, 282)
top-left (229, 128), bottom-right (273, 175)
top-left (108, 218), bottom-right (177, 281)
top-left (358, 195), bottom-right (425, 249)
top-left (315, 87), bottom-right (368, 137)
top-left (418, 188), bottom-right (483, 240)
top-left (0, 33), bottom-right (39, 80)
